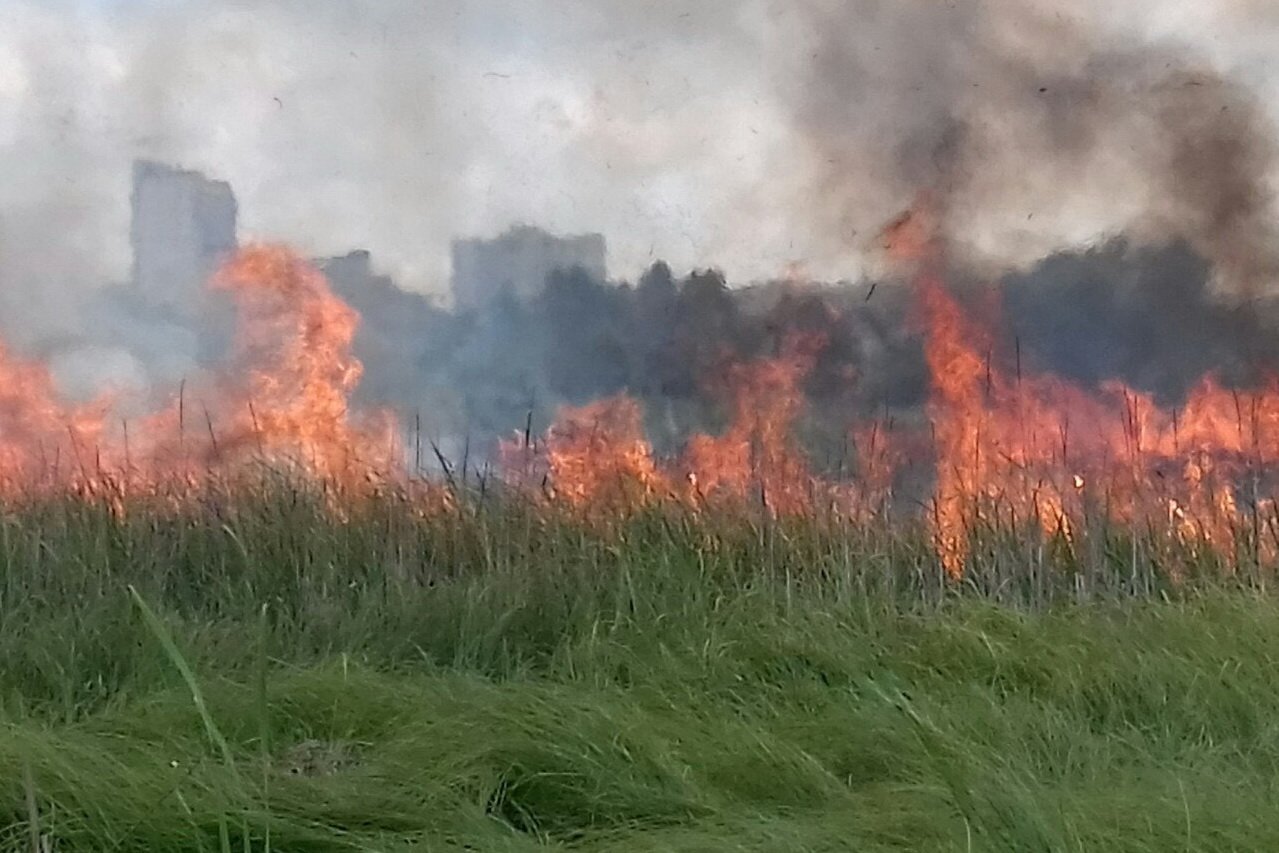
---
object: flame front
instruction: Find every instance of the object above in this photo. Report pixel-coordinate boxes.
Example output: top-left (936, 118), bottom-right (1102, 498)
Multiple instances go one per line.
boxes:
top-left (0, 234), bottom-right (1269, 581)
top-left (507, 206), bottom-right (1279, 579)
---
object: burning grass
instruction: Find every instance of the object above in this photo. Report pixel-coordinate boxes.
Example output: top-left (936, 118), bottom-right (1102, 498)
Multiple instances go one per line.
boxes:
top-left (0, 239), bottom-right (1276, 584)
top-left (492, 205), bottom-right (1279, 585)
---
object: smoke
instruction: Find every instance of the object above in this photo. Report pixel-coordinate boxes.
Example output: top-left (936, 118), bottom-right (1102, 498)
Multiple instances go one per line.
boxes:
top-left (787, 0), bottom-right (1279, 296)
top-left (2, 0), bottom-right (1279, 446)
top-left (3, 1), bottom-right (1276, 301)
top-left (0, 0), bottom-right (782, 308)
top-left (1004, 238), bottom-right (1279, 402)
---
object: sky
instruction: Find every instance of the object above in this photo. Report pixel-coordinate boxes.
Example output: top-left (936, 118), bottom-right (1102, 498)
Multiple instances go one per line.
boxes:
top-left (1, 0), bottom-right (1278, 316)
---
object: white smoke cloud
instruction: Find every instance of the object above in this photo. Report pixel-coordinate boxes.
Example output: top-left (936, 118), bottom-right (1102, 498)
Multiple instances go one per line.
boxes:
top-left (0, 0), bottom-right (1275, 325)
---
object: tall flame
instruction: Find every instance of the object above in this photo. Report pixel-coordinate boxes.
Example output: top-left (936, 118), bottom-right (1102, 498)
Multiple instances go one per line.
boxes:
top-left (541, 394), bottom-right (667, 512)
top-left (208, 244), bottom-right (396, 481)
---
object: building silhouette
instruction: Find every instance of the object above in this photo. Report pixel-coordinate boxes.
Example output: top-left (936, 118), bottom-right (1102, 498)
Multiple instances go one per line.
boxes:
top-left (130, 159), bottom-right (237, 320)
top-left (450, 225), bottom-right (606, 311)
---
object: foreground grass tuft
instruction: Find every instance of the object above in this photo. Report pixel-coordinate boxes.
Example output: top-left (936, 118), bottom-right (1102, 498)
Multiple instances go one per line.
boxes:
top-left (0, 489), bottom-right (1278, 849)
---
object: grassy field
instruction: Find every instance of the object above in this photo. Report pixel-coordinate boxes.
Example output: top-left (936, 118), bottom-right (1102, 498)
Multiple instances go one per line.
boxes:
top-left (2, 483), bottom-right (1279, 850)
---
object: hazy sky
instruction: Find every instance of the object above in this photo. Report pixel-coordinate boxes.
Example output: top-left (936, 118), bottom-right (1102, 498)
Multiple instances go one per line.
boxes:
top-left (1, 0), bottom-right (1277, 309)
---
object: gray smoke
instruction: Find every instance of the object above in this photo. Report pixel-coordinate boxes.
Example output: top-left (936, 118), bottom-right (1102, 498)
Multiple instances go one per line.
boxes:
top-left (3, 2), bottom-right (1277, 305)
top-left (788, 0), bottom-right (1279, 297)
top-left (2, 0), bottom-right (1279, 438)
top-left (0, 0), bottom-right (780, 309)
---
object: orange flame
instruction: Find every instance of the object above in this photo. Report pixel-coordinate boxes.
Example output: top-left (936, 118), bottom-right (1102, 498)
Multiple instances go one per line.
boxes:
top-left (499, 394), bottom-right (667, 513)
top-left (883, 198), bottom-right (1279, 576)
top-left (0, 245), bottom-right (398, 507)
top-left (0, 342), bottom-right (108, 492)
top-left (208, 244), bottom-right (397, 482)
top-left (682, 335), bottom-right (823, 515)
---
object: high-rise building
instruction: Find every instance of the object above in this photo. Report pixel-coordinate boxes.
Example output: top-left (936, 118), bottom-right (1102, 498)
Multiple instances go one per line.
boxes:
top-left (450, 225), bottom-right (606, 311)
top-left (130, 160), bottom-right (237, 319)
top-left (318, 250), bottom-right (455, 408)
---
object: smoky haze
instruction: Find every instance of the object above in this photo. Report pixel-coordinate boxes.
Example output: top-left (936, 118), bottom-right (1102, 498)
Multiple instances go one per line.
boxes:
top-left (3, 1), bottom-right (1279, 294)
top-left (2, 0), bottom-right (1279, 451)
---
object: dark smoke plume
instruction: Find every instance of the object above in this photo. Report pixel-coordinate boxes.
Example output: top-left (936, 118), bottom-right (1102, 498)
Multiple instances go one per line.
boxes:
top-left (790, 0), bottom-right (1279, 297)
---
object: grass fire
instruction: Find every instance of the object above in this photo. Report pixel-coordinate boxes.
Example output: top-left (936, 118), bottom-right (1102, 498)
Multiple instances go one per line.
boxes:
top-left (9, 1), bottom-right (1279, 850)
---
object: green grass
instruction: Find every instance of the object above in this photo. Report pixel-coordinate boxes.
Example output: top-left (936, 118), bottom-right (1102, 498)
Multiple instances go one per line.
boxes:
top-left (1, 483), bottom-right (1279, 849)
